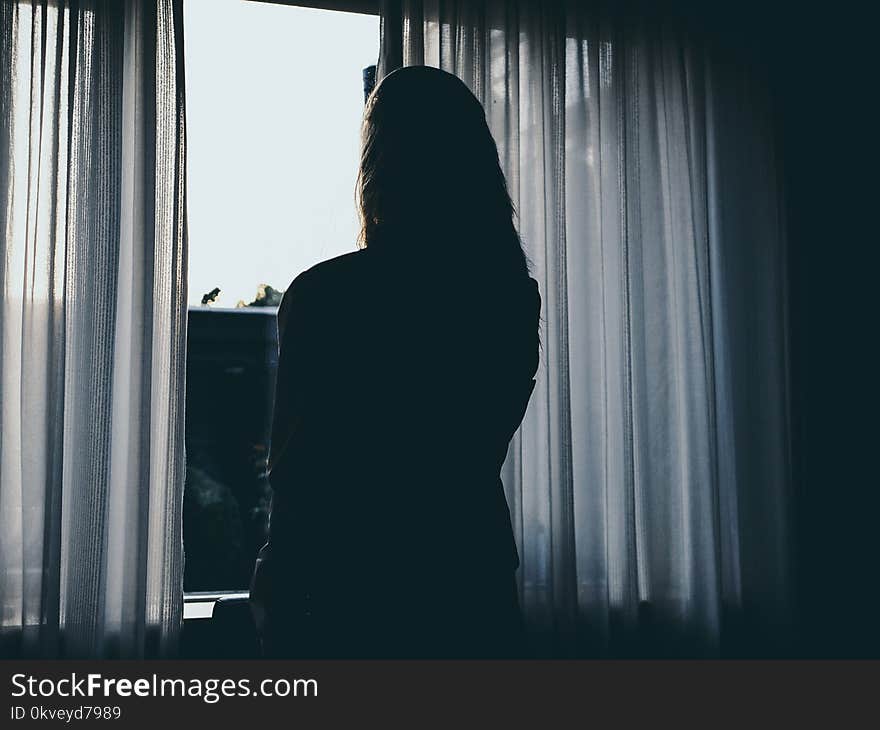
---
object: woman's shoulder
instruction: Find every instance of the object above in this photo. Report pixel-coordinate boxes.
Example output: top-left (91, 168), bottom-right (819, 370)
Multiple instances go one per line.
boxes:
top-left (276, 250), bottom-right (369, 331)
top-left (286, 249), bottom-right (369, 293)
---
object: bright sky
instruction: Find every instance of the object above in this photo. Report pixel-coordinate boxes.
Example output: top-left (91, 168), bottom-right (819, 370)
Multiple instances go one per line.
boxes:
top-left (184, 0), bottom-right (379, 307)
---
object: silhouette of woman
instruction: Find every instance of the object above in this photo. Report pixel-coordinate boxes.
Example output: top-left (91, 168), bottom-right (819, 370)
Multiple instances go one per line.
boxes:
top-left (250, 66), bottom-right (541, 658)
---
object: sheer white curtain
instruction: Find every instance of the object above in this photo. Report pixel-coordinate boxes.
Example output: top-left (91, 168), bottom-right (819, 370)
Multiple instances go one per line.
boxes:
top-left (380, 0), bottom-right (792, 656)
top-left (0, 0), bottom-right (187, 658)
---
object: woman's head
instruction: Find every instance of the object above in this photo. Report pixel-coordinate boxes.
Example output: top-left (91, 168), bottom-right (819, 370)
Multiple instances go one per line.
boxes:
top-left (357, 66), bottom-right (528, 276)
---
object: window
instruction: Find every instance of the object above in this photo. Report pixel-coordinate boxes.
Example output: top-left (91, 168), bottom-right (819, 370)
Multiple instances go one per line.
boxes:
top-left (183, 0), bottom-right (379, 593)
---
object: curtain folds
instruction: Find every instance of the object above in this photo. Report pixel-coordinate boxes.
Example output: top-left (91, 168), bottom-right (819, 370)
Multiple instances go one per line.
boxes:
top-left (0, 0), bottom-right (187, 658)
top-left (380, 0), bottom-right (792, 656)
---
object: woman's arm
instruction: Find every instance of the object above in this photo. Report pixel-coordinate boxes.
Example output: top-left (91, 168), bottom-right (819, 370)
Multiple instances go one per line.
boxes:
top-left (267, 274), bottom-right (314, 486)
top-left (250, 273), bottom-right (316, 641)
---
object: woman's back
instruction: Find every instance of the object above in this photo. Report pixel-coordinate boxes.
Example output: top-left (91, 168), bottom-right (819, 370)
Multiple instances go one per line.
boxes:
top-left (260, 247), bottom-right (540, 657)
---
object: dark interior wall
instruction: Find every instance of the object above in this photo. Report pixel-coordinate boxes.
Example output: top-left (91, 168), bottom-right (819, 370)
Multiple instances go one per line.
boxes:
top-left (770, 11), bottom-right (831, 658)
top-left (757, 4), bottom-right (876, 658)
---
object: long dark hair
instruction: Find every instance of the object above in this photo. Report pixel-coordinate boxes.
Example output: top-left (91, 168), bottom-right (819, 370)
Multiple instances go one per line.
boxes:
top-left (357, 66), bottom-right (528, 279)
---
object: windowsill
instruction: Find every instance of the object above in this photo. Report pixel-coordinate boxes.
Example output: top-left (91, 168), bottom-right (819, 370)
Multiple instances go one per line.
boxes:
top-left (187, 305), bottom-right (277, 313)
top-left (183, 591), bottom-right (249, 620)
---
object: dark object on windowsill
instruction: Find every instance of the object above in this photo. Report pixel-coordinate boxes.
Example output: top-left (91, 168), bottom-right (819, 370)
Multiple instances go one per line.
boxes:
top-left (201, 286), bottom-right (221, 306)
